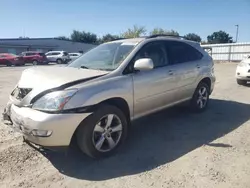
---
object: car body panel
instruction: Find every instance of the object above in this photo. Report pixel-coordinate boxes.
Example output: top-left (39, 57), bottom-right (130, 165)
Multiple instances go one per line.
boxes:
top-left (0, 53), bottom-right (24, 65)
top-left (46, 51), bottom-right (70, 63)
top-left (236, 58), bottom-right (250, 80)
top-left (21, 51), bottom-right (48, 64)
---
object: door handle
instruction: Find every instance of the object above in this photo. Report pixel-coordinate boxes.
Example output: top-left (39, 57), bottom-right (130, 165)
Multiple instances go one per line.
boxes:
top-left (168, 70), bottom-right (174, 75)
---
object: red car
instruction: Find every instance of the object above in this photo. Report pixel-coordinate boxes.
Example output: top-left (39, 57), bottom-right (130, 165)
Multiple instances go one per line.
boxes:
top-left (0, 53), bottom-right (25, 66)
top-left (20, 51), bottom-right (49, 65)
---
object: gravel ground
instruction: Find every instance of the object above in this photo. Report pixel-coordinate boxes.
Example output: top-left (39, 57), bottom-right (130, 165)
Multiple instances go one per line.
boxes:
top-left (1, 63), bottom-right (250, 188)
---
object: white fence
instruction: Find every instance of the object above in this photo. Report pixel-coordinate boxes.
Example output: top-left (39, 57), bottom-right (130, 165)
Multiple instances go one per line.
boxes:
top-left (201, 42), bottom-right (250, 62)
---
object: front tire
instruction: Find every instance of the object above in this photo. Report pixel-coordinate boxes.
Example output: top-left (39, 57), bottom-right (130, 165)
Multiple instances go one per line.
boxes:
top-left (190, 82), bottom-right (210, 112)
top-left (237, 79), bottom-right (247, 85)
top-left (76, 104), bottom-right (128, 159)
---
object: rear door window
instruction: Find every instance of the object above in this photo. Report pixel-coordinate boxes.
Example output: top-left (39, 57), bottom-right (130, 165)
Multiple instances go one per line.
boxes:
top-left (165, 41), bottom-right (203, 64)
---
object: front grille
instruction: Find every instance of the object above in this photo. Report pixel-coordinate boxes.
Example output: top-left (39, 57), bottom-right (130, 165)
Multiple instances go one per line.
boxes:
top-left (11, 87), bottom-right (32, 100)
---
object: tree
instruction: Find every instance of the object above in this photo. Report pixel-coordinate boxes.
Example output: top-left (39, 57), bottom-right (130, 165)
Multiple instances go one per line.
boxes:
top-left (121, 25), bottom-right (147, 38)
top-left (207, 31), bottom-right (233, 44)
top-left (56, 36), bottom-right (70, 40)
top-left (184, 33), bottom-right (202, 42)
top-left (70, 30), bottom-right (98, 44)
top-left (100, 34), bottom-right (120, 43)
top-left (150, 28), bottom-right (179, 36)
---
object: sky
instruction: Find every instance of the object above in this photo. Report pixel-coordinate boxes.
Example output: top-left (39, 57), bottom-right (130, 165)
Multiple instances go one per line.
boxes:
top-left (0, 0), bottom-right (249, 42)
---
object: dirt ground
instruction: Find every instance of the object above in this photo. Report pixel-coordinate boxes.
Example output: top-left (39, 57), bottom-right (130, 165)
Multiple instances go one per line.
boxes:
top-left (1, 63), bottom-right (250, 188)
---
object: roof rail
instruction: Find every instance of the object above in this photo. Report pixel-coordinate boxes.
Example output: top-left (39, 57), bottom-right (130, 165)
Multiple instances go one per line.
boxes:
top-left (146, 34), bottom-right (188, 40)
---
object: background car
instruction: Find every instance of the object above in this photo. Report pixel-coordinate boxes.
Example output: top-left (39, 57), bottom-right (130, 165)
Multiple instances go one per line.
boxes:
top-left (0, 53), bottom-right (25, 66)
top-left (20, 51), bottom-right (48, 65)
top-left (236, 55), bottom-right (250, 85)
top-left (69, 52), bottom-right (82, 62)
top-left (45, 51), bottom-right (70, 64)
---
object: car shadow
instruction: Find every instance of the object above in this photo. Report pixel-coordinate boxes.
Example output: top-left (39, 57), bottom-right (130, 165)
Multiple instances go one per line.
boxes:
top-left (39, 99), bottom-right (250, 181)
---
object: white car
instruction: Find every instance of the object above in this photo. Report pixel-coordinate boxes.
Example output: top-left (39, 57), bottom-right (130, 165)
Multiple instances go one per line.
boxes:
top-left (45, 51), bottom-right (70, 64)
top-left (69, 53), bottom-right (82, 62)
top-left (236, 55), bottom-right (250, 85)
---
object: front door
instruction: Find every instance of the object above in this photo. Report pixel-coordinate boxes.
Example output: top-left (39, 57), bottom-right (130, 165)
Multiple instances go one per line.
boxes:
top-left (132, 41), bottom-right (177, 118)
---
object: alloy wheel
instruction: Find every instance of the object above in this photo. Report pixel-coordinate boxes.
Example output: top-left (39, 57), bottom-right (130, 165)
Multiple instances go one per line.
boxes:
top-left (197, 86), bottom-right (208, 109)
top-left (92, 114), bottom-right (123, 152)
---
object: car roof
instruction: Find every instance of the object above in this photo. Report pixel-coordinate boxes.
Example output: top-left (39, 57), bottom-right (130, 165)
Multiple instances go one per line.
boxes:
top-left (108, 38), bottom-right (145, 44)
top-left (0, 53), bottom-right (16, 56)
top-left (47, 51), bottom-right (64, 53)
top-left (107, 36), bottom-right (199, 45)
top-left (22, 51), bottom-right (41, 53)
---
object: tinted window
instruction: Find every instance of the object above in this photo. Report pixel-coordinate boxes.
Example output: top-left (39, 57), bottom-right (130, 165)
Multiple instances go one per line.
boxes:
top-left (25, 53), bottom-right (35, 56)
top-left (39, 53), bottom-right (45, 56)
top-left (135, 42), bottom-right (168, 68)
top-left (165, 41), bottom-right (203, 64)
top-left (51, 52), bottom-right (60, 55)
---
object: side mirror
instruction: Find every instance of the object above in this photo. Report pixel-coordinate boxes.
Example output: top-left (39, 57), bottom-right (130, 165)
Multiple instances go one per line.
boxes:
top-left (134, 58), bottom-right (154, 71)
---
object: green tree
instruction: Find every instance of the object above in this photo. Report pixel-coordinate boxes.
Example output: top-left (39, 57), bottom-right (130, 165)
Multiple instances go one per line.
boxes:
top-left (121, 25), bottom-right (147, 38)
top-left (150, 28), bottom-right (179, 36)
top-left (184, 33), bottom-right (202, 42)
top-left (70, 30), bottom-right (98, 44)
top-left (100, 34), bottom-right (120, 43)
top-left (207, 31), bottom-right (233, 44)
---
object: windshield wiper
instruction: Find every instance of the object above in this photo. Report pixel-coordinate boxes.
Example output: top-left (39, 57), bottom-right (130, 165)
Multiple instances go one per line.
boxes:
top-left (80, 65), bottom-right (89, 69)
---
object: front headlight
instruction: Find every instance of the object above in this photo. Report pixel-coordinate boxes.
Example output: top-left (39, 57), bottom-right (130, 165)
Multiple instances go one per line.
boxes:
top-left (238, 62), bottom-right (247, 67)
top-left (32, 89), bottom-right (78, 112)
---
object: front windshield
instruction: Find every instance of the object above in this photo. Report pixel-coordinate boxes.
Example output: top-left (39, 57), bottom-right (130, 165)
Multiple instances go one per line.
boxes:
top-left (68, 42), bottom-right (136, 71)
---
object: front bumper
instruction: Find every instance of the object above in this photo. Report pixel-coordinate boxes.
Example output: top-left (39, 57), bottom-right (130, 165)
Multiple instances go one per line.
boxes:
top-left (2, 104), bottom-right (91, 147)
top-left (236, 66), bottom-right (250, 80)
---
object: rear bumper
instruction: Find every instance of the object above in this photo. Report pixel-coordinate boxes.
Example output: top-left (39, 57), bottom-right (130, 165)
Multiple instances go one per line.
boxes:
top-left (2, 104), bottom-right (91, 147)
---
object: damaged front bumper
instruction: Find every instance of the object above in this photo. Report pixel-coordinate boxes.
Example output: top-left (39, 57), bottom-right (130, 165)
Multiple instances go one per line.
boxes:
top-left (2, 103), bottom-right (91, 150)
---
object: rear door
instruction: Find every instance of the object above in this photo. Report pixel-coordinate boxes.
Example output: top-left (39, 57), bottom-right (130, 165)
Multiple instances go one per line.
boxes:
top-left (164, 40), bottom-right (203, 100)
top-left (23, 52), bottom-right (34, 63)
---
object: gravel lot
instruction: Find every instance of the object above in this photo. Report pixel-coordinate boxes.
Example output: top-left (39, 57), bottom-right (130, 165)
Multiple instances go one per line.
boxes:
top-left (1, 63), bottom-right (250, 188)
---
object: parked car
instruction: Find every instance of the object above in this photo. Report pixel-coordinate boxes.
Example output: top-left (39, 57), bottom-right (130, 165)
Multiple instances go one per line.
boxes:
top-left (45, 51), bottom-right (70, 64)
top-left (2, 35), bottom-right (215, 159)
top-left (0, 53), bottom-right (25, 66)
top-left (20, 51), bottom-right (48, 65)
top-left (236, 55), bottom-right (250, 85)
top-left (69, 52), bottom-right (82, 62)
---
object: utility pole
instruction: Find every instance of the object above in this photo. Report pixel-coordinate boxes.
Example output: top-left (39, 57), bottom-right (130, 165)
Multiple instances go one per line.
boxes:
top-left (235, 24), bottom-right (239, 43)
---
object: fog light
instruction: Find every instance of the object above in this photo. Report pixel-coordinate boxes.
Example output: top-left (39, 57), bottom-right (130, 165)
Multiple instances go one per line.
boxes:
top-left (31, 130), bottom-right (52, 137)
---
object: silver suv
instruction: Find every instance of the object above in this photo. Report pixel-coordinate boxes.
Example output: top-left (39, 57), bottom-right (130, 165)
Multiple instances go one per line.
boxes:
top-left (45, 51), bottom-right (70, 64)
top-left (2, 35), bottom-right (215, 158)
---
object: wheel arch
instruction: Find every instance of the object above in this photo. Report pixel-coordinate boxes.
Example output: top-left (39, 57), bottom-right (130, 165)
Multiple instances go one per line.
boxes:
top-left (69, 97), bottom-right (131, 147)
top-left (198, 77), bottom-right (211, 93)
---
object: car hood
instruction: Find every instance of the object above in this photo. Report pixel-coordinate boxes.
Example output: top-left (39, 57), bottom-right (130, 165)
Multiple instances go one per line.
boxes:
top-left (12, 66), bottom-right (108, 106)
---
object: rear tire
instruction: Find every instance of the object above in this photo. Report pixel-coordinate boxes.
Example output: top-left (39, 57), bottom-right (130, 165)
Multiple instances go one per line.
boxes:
top-left (32, 60), bottom-right (38, 65)
top-left (76, 104), bottom-right (128, 159)
top-left (190, 82), bottom-right (210, 113)
top-left (237, 79), bottom-right (247, 85)
top-left (56, 59), bottom-right (63, 64)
